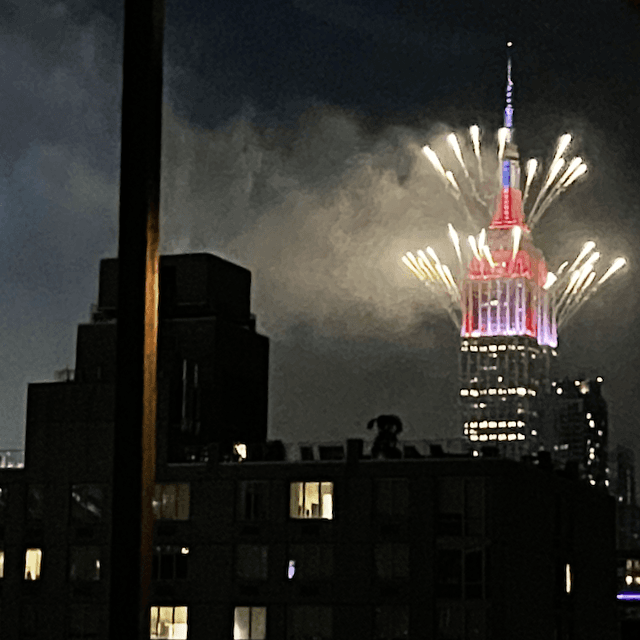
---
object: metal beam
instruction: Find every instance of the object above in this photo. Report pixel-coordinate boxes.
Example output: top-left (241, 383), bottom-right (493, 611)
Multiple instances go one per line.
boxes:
top-left (109, 0), bottom-right (165, 637)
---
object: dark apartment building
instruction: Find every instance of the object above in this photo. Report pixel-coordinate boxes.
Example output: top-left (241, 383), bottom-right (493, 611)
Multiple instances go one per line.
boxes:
top-left (0, 253), bottom-right (618, 639)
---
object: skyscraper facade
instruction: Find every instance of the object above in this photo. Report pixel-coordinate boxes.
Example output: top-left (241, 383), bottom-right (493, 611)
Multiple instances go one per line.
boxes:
top-left (460, 60), bottom-right (556, 455)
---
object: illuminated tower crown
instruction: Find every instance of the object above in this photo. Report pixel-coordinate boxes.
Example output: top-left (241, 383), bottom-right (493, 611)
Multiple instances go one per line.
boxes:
top-left (459, 52), bottom-right (556, 453)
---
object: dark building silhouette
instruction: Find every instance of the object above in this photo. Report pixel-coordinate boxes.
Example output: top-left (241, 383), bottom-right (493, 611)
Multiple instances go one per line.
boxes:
top-left (0, 253), bottom-right (619, 639)
top-left (548, 377), bottom-right (609, 489)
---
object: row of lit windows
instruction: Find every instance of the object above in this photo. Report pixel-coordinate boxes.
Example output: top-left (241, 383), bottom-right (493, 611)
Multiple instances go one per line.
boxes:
top-left (461, 344), bottom-right (530, 352)
top-left (460, 387), bottom-right (536, 397)
top-left (465, 420), bottom-right (525, 429)
top-left (468, 433), bottom-right (526, 441)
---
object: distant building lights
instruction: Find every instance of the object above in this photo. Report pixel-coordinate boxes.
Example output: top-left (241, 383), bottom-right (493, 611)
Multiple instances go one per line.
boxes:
top-left (498, 421), bottom-right (506, 427)
top-left (489, 421), bottom-right (497, 427)
top-left (181, 547), bottom-right (189, 555)
top-left (517, 434), bottom-right (525, 440)
top-left (498, 434), bottom-right (507, 440)
top-left (574, 380), bottom-right (580, 386)
top-left (590, 479), bottom-right (596, 486)
top-left (489, 434), bottom-right (497, 440)
top-left (470, 435), bottom-right (479, 441)
top-left (489, 388), bottom-right (497, 395)
top-left (470, 390), bottom-right (479, 397)
top-left (460, 389), bottom-right (469, 396)
top-left (586, 413), bottom-right (592, 419)
top-left (597, 376), bottom-right (603, 382)
top-left (565, 564), bottom-right (572, 593)
top-left (557, 388), bottom-right (563, 395)
top-left (471, 346), bottom-right (478, 351)
top-left (598, 430), bottom-right (603, 436)
top-left (473, 450), bottom-right (479, 456)
top-left (589, 420), bottom-right (595, 428)
top-left (531, 430), bottom-right (537, 436)
top-left (508, 421), bottom-right (516, 427)
top-left (517, 387), bottom-right (526, 396)
top-left (288, 560), bottom-right (296, 579)
top-left (479, 435), bottom-right (488, 442)
top-left (498, 345), bottom-right (507, 351)
top-left (480, 346), bottom-right (488, 352)
top-left (626, 576), bottom-right (633, 585)
top-left (508, 434), bottom-right (516, 441)
top-left (489, 345), bottom-right (497, 351)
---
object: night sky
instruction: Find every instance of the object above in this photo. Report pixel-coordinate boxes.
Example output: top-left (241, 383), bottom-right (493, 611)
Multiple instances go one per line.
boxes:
top-left (2, 0), bottom-right (640, 457)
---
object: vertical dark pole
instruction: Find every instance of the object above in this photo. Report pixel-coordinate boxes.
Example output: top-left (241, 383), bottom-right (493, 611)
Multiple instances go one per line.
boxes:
top-left (109, 0), bottom-right (165, 638)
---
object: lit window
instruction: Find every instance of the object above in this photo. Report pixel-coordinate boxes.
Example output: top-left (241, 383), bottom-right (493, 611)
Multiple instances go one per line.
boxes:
top-left (290, 482), bottom-right (333, 519)
top-left (626, 575), bottom-right (633, 585)
top-left (0, 550), bottom-right (3, 578)
top-left (586, 413), bottom-right (592, 419)
top-left (234, 443), bottom-right (247, 461)
top-left (557, 388), bottom-right (563, 395)
top-left (150, 606), bottom-right (188, 639)
top-left (153, 546), bottom-right (189, 580)
top-left (25, 548), bottom-right (42, 580)
top-left (236, 545), bottom-right (268, 581)
top-left (565, 564), bottom-right (572, 593)
top-left (153, 484), bottom-right (190, 520)
top-left (234, 606), bottom-right (266, 640)
top-left (531, 430), bottom-right (538, 436)
top-left (69, 546), bottom-right (101, 581)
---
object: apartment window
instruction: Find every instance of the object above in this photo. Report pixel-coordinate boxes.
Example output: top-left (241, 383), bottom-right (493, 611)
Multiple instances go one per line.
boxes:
top-left (288, 544), bottom-right (333, 580)
top-left (436, 549), bottom-right (462, 598)
top-left (27, 485), bottom-right (45, 521)
top-left (238, 481), bottom-right (269, 521)
top-left (375, 544), bottom-right (409, 579)
top-left (436, 477), bottom-right (484, 536)
top-left (153, 546), bottom-right (189, 581)
top-left (69, 605), bottom-right (101, 638)
top-left (234, 606), bottom-right (267, 640)
top-left (290, 482), bottom-right (333, 519)
top-left (0, 550), bottom-right (4, 578)
top-left (288, 606), bottom-right (331, 640)
top-left (375, 479), bottom-right (409, 518)
top-left (150, 606), bottom-right (188, 640)
top-left (70, 546), bottom-right (101, 581)
top-left (153, 484), bottom-right (190, 520)
top-left (236, 544), bottom-right (268, 581)
top-left (374, 605), bottom-right (409, 640)
top-left (24, 548), bottom-right (42, 580)
top-left (70, 485), bottom-right (105, 524)
top-left (435, 547), bottom-right (485, 599)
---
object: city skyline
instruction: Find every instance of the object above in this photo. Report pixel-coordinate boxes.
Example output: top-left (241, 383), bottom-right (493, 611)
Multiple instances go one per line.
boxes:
top-left (1, 0), bottom-right (639, 456)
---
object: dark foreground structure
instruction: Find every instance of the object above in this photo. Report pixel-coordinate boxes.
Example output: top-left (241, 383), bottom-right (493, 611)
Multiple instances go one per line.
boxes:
top-left (0, 253), bottom-right (618, 639)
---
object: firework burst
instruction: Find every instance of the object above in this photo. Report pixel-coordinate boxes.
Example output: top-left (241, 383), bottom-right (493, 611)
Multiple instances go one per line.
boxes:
top-left (405, 125), bottom-right (626, 329)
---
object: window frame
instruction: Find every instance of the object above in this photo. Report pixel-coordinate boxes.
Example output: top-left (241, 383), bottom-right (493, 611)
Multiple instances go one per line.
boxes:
top-left (153, 483), bottom-right (190, 521)
top-left (289, 481), bottom-right (334, 520)
top-left (234, 605), bottom-right (267, 640)
top-left (149, 605), bottom-right (188, 640)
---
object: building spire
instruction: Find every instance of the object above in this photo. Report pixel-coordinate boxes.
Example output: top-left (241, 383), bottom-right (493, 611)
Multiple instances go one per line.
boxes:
top-left (504, 42), bottom-right (514, 133)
